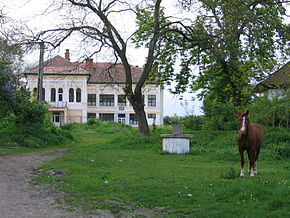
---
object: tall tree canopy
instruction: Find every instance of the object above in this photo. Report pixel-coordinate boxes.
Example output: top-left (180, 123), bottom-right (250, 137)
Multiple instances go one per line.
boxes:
top-left (139, 0), bottom-right (289, 107)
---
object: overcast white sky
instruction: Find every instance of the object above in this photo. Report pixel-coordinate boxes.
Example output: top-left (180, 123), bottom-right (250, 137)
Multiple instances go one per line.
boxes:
top-left (2, 0), bottom-right (203, 116)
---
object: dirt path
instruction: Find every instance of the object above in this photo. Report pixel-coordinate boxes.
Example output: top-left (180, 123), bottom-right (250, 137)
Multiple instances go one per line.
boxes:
top-left (0, 148), bottom-right (101, 218)
top-left (0, 148), bottom-right (162, 218)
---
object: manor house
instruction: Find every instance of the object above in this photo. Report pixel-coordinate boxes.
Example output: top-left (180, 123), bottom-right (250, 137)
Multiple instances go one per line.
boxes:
top-left (25, 49), bottom-right (164, 127)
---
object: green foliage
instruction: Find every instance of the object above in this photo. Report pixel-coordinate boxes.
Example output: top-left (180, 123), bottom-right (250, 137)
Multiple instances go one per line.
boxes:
top-left (0, 39), bottom-right (23, 111)
top-left (87, 118), bottom-right (102, 126)
top-left (15, 100), bottom-right (49, 126)
top-left (0, 61), bottom-right (18, 109)
top-left (0, 37), bottom-right (23, 67)
top-left (135, 0), bottom-right (289, 107)
top-left (181, 115), bottom-right (204, 130)
top-left (0, 122), bottom-right (73, 148)
top-left (249, 96), bottom-right (289, 127)
top-left (163, 116), bottom-right (171, 125)
top-left (202, 98), bottom-right (238, 130)
top-left (0, 85), bottom-right (72, 148)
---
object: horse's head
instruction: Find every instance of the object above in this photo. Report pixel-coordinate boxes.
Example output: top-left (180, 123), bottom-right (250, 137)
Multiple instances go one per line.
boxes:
top-left (238, 110), bottom-right (250, 134)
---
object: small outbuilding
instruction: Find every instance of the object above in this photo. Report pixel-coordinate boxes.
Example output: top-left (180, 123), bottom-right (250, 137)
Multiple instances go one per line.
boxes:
top-left (254, 61), bottom-right (289, 99)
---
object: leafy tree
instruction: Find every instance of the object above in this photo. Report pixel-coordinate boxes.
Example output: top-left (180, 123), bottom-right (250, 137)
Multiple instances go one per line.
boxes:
top-left (138, 0), bottom-right (289, 107)
top-left (0, 39), bottom-right (24, 117)
top-left (0, 62), bottom-right (16, 116)
top-left (33, 0), bottom-right (165, 136)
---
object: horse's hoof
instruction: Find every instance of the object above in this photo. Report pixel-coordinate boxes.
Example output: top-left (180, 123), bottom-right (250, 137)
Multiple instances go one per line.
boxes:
top-left (250, 175), bottom-right (255, 179)
top-left (240, 175), bottom-right (244, 178)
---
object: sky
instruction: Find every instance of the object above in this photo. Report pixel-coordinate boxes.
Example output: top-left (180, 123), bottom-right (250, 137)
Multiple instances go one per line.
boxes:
top-left (2, 0), bottom-right (203, 116)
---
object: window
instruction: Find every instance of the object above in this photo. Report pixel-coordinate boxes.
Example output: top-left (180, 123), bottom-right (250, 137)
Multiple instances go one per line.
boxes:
top-left (52, 111), bottom-right (60, 123)
top-left (99, 94), bottom-right (114, 106)
top-left (76, 88), bottom-right (81, 102)
top-left (58, 88), bottom-right (63, 101)
top-left (129, 114), bottom-right (138, 125)
top-left (69, 88), bottom-right (74, 102)
top-left (147, 114), bottom-right (156, 119)
top-left (148, 95), bottom-right (156, 107)
top-left (87, 113), bottom-right (96, 120)
top-left (118, 95), bottom-right (126, 106)
top-left (51, 88), bottom-right (56, 102)
top-left (88, 94), bottom-right (96, 106)
top-left (99, 113), bottom-right (114, 122)
top-left (118, 114), bottom-right (126, 123)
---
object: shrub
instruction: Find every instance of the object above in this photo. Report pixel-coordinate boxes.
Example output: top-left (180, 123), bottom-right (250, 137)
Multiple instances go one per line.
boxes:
top-left (249, 96), bottom-right (289, 127)
top-left (163, 116), bottom-right (171, 125)
top-left (87, 118), bottom-right (102, 126)
top-left (14, 101), bottom-right (49, 127)
top-left (181, 115), bottom-right (204, 130)
top-left (202, 98), bottom-right (238, 130)
top-left (0, 123), bottom-right (73, 148)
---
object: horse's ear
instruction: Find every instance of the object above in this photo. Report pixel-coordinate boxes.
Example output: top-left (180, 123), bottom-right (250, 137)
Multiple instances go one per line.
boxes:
top-left (237, 111), bottom-right (241, 116)
top-left (246, 110), bottom-right (249, 115)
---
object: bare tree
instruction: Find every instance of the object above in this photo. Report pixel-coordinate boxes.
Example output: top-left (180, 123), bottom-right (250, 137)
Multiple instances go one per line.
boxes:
top-left (33, 0), bottom-right (163, 136)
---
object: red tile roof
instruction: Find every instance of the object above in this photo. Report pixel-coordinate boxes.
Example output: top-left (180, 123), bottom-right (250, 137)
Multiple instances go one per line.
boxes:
top-left (79, 62), bottom-right (144, 84)
top-left (26, 56), bottom-right (90, 75)
top-left (25, 55), bottom-right (153, 84)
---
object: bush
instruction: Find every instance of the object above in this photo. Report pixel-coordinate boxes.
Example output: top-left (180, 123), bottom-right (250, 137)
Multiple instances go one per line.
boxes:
top-left (202, 98), bottom-right (238, 130)
top-left (249, 96), bottom-right (289, 127)
top-left (60, 123), bottom-right (79, 130)
top-left (163, 116), bottom-right (171, 125)
top-left (181, 115), bottom-right (204, 130)
top-left (87, 118), bottom-right (102, 126)
top-left (0, 123), bottom-right (73, 148)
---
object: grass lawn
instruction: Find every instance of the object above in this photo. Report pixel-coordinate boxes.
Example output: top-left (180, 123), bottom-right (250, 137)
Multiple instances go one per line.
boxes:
top-left (33, 123), bottom-right (290, 217)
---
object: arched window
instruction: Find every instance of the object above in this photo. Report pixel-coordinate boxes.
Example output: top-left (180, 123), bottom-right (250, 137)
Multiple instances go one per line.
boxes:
top-left (51, 88), bottom-right (56, 102)
top-left (58, 88), bottom-right (63, 102)
top-left (69, 88), bottom-right (74, 102)
top-left (76, 88), bottom-right (81, 102)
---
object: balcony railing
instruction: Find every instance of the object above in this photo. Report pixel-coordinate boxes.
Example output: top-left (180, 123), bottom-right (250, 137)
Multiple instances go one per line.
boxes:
top-left (49, 101), bottom-right (67, 108)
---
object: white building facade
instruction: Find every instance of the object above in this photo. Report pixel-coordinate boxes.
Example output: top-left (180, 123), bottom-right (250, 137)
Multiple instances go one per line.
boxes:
top-left (25, 50), bottom-right (163, 126)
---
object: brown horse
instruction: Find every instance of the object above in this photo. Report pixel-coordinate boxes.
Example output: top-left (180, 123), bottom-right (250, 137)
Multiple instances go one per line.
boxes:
top-left (237, 110), bottom-right (263, 178)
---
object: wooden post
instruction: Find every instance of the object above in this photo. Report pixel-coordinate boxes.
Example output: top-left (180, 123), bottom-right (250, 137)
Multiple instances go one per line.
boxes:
top-left (37, 42), bottom-right (44, 102)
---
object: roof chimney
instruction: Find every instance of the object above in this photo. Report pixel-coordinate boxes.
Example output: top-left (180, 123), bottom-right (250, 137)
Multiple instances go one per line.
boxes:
top-left (65, 49), bottom-right (70, 61)
top-left (85, 58), bottom-right (94, 70)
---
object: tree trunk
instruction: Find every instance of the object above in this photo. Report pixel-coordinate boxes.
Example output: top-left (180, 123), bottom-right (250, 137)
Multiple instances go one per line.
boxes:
top-left (134, 104), bottom-right (150, 136)
top-left (127, 89), bottom-right (150, 136)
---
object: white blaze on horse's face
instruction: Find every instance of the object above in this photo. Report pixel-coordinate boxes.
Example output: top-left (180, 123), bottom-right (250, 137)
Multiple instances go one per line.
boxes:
top-left (240, 117), bottom-right (246, 133)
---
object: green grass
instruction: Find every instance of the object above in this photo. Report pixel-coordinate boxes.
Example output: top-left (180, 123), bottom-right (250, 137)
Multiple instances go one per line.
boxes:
top-left (32, 123), bottom-right (290, 217)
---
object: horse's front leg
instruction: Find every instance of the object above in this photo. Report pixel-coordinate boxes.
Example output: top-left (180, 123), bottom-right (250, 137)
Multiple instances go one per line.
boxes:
top-left (239, 149), bottom-right (245, 178)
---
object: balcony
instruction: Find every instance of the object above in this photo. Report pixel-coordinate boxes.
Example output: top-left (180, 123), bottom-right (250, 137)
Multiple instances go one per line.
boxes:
top-left (49, 101), bottom-right (67, 108)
